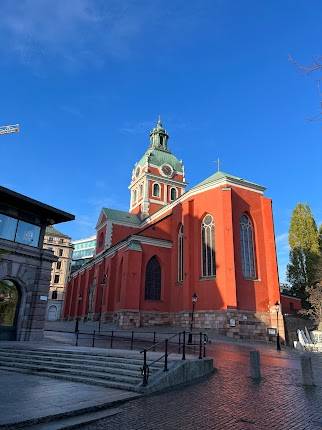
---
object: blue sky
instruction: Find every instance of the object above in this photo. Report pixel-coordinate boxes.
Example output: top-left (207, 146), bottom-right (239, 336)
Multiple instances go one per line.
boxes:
top-left (1, 0), bottom-right (322, 281)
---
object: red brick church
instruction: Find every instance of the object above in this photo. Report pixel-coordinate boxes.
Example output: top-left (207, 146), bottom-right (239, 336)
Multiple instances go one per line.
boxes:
top-left (63, 119), bottom-right (283, 340)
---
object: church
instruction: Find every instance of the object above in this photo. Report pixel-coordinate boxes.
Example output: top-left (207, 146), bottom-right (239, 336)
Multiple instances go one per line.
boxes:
top-left (63, 119), bottom-right (283, 341)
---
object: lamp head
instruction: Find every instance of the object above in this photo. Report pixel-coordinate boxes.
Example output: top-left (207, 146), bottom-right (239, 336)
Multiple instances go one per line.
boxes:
top-left (192, 293), bottom-right (198, 303)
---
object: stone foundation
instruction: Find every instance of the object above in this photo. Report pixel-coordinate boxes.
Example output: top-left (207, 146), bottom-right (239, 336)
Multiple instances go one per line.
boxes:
top-left (112, 309), bottom-right (285, 342)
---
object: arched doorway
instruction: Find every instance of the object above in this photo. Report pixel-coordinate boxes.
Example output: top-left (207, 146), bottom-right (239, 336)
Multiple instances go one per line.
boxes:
top-left (48, 305), bottom-right (58, 321)
top-left (0, 279), bottom-right (20, 341)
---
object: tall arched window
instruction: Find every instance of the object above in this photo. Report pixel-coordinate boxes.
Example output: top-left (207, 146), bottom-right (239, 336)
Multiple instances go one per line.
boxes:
top-left (145, 256), bottom-right (161, 300)
top-left (178, 224), bottom-right (184, 282)
top-left (117, 258), bottom-right (123, 302)
top-left (240, 214), bottom-right (256, 279)
top-left (152, 183), bottom-right (160, 197)
top-left (201, 214), bottom-right (216, 277)
top-left (170, 187), bottom-right (177, 201)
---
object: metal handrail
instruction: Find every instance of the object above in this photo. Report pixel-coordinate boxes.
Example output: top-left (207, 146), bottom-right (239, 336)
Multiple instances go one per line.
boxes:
top-left (139, 332), bottom-right (178, 353)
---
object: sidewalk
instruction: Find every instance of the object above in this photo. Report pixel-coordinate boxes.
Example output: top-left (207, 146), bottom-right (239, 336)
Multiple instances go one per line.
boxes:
top-left (0, 369), bottom-right (139, 429)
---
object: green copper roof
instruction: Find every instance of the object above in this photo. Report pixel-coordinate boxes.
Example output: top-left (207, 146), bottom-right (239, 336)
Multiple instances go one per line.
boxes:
top-left (137, 148), bottom-right (183, 173)
top-left (45, 225), bottom-right (70, 238)
top-left (102, 208), bottom-right (141, 225)
top-left (193, 171), bottom-right (265, 190)
top-left (127, 240), bottom-right (142, 251)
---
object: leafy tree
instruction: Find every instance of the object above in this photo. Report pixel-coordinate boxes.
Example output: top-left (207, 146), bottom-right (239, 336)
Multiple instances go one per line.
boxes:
top-left (287, 204), bottom-right (320, 305)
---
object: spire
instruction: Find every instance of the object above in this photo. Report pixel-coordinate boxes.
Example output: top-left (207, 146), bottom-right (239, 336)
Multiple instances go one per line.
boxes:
top-left (149, 116), bottom-right (169, 151)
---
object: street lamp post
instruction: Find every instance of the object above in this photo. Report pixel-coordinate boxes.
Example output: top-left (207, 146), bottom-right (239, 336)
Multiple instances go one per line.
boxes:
top-left (275, 301), bottom-right (281, 351)
top-left (188, 293), bottom-right (198, 344)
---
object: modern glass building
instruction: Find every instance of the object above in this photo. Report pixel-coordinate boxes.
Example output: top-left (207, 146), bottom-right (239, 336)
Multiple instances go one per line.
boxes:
top-left (71, 235), bottom-right (96, 273)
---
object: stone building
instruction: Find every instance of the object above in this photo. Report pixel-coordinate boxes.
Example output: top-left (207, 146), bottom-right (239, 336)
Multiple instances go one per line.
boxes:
top-left (43, 226), bottom-right (73, 321)
top-left (0, 186), bottom-right (74, 340)
top-left (64, 119), bottom-right (284, 341)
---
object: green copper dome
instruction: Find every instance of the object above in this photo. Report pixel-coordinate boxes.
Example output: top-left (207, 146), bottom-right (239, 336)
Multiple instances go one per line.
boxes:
top-left (136, 118), bottom-right (183, 173)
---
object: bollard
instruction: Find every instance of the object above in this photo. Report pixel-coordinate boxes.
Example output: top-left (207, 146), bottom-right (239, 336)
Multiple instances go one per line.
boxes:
top-left (301, 353), bottom-right (315, 386)
top-left (250, 350), bottom-right (261, 380)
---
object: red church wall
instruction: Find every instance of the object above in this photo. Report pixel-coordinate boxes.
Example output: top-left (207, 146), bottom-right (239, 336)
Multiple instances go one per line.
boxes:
top-left (63, 176), bottom-right (282, 341)
top-left (111, 224), bottom-right (138, 246)
top-left (230, 187), bottom-right (272, 312)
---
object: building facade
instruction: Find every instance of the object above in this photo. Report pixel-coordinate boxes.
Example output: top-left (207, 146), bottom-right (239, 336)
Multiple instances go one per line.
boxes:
top-left (63, 119), bottom-right (283, 341)
top-left (0, 186), bottom-right (74, 340)
top-left (43, 226), bottom-right (73, 321)
top-left (71, 236), bottom-right (96, 274)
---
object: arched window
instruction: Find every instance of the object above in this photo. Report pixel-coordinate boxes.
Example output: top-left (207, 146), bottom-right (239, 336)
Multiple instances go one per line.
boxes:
top-left (152, 183), bottom-right (160, 197)
top-left (178, 224), bottom-right (184, 282)
top-left (240, 214), bottom-right (256, 279)
top-left (201, 214), bottom-right (216, 277)
top-left (145, 256), bottom-right (161, 300)
top-left (98, 232), bottom-right (104, 249)
top-left (117, 259), bottom-right (123, 302)
top-left (170, 187), bottom-right (177, 201)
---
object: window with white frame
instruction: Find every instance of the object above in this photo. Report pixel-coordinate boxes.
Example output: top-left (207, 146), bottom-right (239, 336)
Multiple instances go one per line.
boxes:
top-left (152, 183), bottom-right (160, 197)
top-left (170, 187), bottom-right (177, 201)
top-left (201, 214), bottom-right (216, 277)
top-left (178, 224), bottom-right (184, 282)
top-left (240, 214), bottom-right (256, 279)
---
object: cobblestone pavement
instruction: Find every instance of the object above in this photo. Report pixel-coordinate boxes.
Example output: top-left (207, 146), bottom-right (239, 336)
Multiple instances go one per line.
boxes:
top-left (78, 342), bottom-right (322, 430)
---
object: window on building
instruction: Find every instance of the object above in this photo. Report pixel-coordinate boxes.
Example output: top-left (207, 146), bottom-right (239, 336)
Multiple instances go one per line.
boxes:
top-left (201, 214), bottom-right (216, 277)
top-left (170, 187), bottom-right (177, 201)
top-left (240, 214), bottom-right (256, 279)
top-left (152, 183), bottom-right (160, 197)
top-left (145, 256), bottom-right (161, 300)
top-left (56, 261), bottom-right (62, 270)
top-left (15, 220), bottom-right (41, 247)
top-left (58, 249), bottom-right (63, 257)
top-left (98, 232), bottom-right (104, 249)
top-left (54, 275), bottom-right (60, 284)
top-left (117, 259), bottom-right (123, 302)
top-left (178, 224), bottom-right (184, 282)
top-left (51, 290), bottom-right (58, 300)
top-left (133, 189), bottom-right (137, 202)
top-left (139, 184), bottom-right (143, 197)
top-left (48, 237), bottom-right (53, 242)
top-left (59, 238), bottom-right (64, 244)
top-left (0, 213), bottom-right (17, 241)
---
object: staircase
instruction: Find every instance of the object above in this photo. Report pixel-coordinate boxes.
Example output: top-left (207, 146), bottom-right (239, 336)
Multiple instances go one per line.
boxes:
top-left (0, 347), bottom-right (166, 392)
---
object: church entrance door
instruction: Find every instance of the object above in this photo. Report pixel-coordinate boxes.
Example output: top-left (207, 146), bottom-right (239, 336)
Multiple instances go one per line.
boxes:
top-left (0, 280), bottom-right (20, 340)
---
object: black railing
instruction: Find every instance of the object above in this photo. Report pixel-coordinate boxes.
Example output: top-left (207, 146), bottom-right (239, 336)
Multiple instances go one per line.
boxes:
top-left (45, 328), bottom-right (208, 386)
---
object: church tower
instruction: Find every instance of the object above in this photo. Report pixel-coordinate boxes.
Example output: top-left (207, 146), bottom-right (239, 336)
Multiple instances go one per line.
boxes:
top-left (129, 118), bottom-right (186, 219)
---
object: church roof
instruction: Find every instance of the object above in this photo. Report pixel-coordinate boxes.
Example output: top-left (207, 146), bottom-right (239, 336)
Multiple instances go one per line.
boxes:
top-left (192, 171), bottom-right (265, 191)
top-left (45, 225), bottom-right (70, 238)
top-left (137, 148), bottom-right (183, 173)
top-left (102, 208), bottom-right (141, 225)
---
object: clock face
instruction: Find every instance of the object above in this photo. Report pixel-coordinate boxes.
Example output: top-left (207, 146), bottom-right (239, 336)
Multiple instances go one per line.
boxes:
top-left (161, 164), bottom-right (173, 177)
top-left (135, 167), bottom-right (141, 177)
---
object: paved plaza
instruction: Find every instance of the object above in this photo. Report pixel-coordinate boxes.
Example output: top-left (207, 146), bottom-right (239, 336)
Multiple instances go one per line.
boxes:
top-left (1, 327), bottom-right (322, 429)
top-left (77, 341), bottom-right (322, 430)
top-left (0, 369), bottom-right (138, 428)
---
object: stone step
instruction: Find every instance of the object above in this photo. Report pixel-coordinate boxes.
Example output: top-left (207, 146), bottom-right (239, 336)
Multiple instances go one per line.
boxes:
top-left (0, 365), bottom-right (137, 391)
top-left (25, 406), bottom-right (122, 430)
top-left (0, 348), bottom-right (164, 367)
top-left (0, 361), bottom-right (142, 384)
top-left (0, 353), bottom-right (162, 373)
top-left (0, 356), bottom-right (146, 379)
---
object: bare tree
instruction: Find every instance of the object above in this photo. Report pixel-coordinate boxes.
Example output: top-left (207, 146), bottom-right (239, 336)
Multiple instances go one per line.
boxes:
top-left (289, 54), bottom-right (322, 121)
top-left (301, 282), bottom-right (322, 330)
